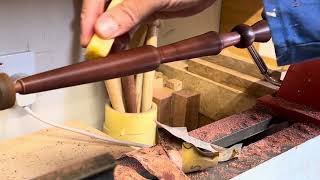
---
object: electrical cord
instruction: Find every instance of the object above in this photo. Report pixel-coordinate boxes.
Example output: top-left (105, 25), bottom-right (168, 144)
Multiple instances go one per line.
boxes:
top-left (23, 106), bottom-right (148, 148)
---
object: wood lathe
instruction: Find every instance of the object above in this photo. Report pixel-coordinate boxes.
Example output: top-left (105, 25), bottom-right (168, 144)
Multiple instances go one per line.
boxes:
top-left (1, 14), bottom-right (320, 178)
top-left (0, 20), bottom-right (272, 111)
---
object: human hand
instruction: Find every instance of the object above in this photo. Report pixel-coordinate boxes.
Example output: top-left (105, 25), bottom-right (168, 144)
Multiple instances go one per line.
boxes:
top-left (81, 0), bottom-right (216, 47)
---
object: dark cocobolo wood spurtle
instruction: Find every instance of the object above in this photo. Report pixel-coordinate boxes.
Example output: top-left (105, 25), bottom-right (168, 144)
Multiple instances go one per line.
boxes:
top-left (0, 20), bottom-right (271, 110)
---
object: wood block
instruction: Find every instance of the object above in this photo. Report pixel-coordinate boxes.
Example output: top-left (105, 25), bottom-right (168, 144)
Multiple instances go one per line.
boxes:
top-left (165, 79), bottom-right (183, 92)
top-left (155, 71), bottom-right (163, 79)
top-left (153, 77), bottom-right (164, 89)
top-left (198, 113), bottom-right (214, 128)
top-left (200, 55), bottom-right (282, 79)
top-left (187, 59), bottom-right (278, 97)
top-left (171, 89), bottom-right (200, 131)
top-left (159, 62), bottom-right (257, 121)
top-left (153, 87), bottom-right (173, 125)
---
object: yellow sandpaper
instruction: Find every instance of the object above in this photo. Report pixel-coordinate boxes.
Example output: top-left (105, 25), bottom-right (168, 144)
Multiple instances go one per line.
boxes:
top-left (85, 0), bottom-right (123, 60)
top-left (156, 121), bottom-right (242, 173)
top-left (103, 103), bottom-right (157, 146)
top-left (182, 143), bottom-right (219, 173)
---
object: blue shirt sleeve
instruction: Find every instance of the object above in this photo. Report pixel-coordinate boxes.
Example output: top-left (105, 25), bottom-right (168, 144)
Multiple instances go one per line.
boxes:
top-left (262, 0), bottom-right (320, 66)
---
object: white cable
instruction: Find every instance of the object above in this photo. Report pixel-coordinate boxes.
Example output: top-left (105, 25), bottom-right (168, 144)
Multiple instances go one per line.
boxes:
top-left (23, 106), bottom-right (149, 148)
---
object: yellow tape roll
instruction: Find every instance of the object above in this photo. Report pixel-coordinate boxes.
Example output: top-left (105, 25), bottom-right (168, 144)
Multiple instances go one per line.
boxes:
top-left (103, 103), bottom-right (157, 146)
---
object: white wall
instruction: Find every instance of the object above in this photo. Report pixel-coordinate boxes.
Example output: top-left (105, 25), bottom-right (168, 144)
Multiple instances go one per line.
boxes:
top-left (0, 0), bottom-right (221, 140)
top-left (159, 0), bottom-right (222, 45)
top-left (0, 0), bottom-right (107, 140)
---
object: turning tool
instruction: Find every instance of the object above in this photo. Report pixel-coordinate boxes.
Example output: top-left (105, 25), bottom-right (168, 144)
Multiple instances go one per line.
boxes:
top-left (0, 20), bottom-right (272, 110)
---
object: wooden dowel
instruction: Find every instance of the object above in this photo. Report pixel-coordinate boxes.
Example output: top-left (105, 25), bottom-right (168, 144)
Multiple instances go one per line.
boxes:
top-left (129, 25), bottom-right (148, 113)
top-left (120, 25), bottom-right (149, 113)
top-left (85, 0), bottom-right (126, 113)
top-left (104, 79), bottom-right (125, 112)
top-left (121, 24), bottom-right (152, 113)
top-left (135, 73), bottom-right (143, 113)
top-left (142, 71), bottom-right (155, 112)
top-left (121, 75), bottom-right (137, 113)
top-left (141, 21), bottom-right (159, 112)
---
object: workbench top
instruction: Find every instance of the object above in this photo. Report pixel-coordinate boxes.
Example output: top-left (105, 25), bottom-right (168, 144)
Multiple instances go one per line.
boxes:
top-left (0, 121), bottom-right (133, 179)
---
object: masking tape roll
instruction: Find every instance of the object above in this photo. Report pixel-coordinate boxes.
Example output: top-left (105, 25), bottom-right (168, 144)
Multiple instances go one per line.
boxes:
top-left (103, 103), bottom-right (157, 146)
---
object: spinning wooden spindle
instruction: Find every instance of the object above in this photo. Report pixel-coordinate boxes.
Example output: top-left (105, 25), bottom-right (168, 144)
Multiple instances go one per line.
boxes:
top-left (0, 20), bottom-right (271, 111)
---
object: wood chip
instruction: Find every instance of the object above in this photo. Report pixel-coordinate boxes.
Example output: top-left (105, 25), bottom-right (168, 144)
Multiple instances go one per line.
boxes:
top-left (127, 145), bottom-right (189, 180)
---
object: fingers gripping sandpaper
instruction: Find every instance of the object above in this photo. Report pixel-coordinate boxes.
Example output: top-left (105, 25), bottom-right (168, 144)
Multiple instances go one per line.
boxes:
top-left (85, 0), bottom-right (126, 113)
top-left (156, 122), bottom-right (242, 173)
top-left (85, 0), bottom-right (122, 59)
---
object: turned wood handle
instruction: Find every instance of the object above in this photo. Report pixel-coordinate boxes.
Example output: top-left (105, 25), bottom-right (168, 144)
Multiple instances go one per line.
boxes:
top-left (159, 20), bottom-right (271, 63)
top-left (15, 20), bottom-right (271, 95)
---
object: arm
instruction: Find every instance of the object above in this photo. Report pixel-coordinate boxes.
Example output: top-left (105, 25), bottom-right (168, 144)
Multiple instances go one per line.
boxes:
top-left (263, 0), bottom-right (320, 65)
top-left (80, 0), bottom-right (217, 46)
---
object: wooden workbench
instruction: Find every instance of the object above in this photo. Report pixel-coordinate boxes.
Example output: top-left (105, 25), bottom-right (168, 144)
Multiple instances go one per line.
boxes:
top-left (0, 121), bottom-right (134, 179)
